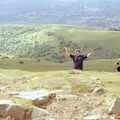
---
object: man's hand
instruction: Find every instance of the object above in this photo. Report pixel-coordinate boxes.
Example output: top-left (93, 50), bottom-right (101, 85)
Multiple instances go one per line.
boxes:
top-left (62, 47), bottom-right (70, 57)
top-left (87, 51), bottom-right (94, 57)
top-left (63, 47), bottom-right (68, 53)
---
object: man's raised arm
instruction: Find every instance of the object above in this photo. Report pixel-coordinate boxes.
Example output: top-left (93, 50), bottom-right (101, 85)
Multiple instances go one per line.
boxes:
top-left (87, 51), bottom-right (94, 57)
top-left (62, 47), bottom-right (70, 58)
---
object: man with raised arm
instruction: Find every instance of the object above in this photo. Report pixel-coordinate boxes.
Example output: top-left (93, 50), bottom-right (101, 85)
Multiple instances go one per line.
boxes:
top-left (62, 47), bottom-right (93, 70)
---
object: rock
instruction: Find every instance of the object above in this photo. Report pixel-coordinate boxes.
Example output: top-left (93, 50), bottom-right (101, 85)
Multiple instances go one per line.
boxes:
top-left (89, 88), bottom-right (94, 93)
top-left (0, 116), bottom-right (13, 120)
top-left (8, 92), bottom-right (20, 96)
top-left (7, 104), bottom-right (26, 120)
top-left (31, 106), bottom-right (50, 120)
top-left (0, 100), bottom-right (14, 117)
top-left (10, 90), bottom-right (56, 108)
top-left (0, 100), bottom-right (32, 120)
top-left (0, 104), bottom-right (9, 117)
top-left (57, 94), bottom-right (78, 101)
top-left (108, 98), bottom-right (120, 114)
top-left (32, 93), bottom-right (56, 108)
top-left (0, 103), bottom-right (51, 120)
top-left (9, 90), bottom-right (54, 100)
top-left (115, 113), bottom-right (120, 119)
top-left (84, 114), bottom-right (102, 120)
top-left (74, 105), bottom-right (78, 109)
top-left (92, 87), bottom-right (105, 95)
top-left (25, 108), bottom-right (33, 120)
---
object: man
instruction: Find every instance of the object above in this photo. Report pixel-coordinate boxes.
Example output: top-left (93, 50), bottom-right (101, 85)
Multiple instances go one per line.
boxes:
top-left (62, 47), bottom-right (93, 70)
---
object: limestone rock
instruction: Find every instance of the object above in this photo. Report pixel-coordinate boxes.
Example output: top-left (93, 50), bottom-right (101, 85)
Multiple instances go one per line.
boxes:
top-left (9, 90), bottom-right (56, 108)
top-left (0, 100), bottom-right (14, 117)
top-left (32, 93), bottom-right (56, 108)
top-left (84, 114), bottom-right (102, 120)
top-left (7, 104), bottom-right (26, 120)
top-left (108, 98), bottom-right (120, 114)
top-left (31, 106), bottom-right (50, 120)
top-left (92, 87), bottom-right (105, 95)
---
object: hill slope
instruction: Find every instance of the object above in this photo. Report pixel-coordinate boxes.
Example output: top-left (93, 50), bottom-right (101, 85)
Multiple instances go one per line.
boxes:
top-left (0, 69), bottom-right (119, 119)
top-left (0, 24), bottom-right (120, 61)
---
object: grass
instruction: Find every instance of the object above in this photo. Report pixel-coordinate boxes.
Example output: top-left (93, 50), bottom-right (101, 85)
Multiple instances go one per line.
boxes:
top-left (0, 68), bottom-right (119, 95)
top-left (0, 58), bottom-right (118, 72)
top-left (72, 84), bottom-right (90, 93)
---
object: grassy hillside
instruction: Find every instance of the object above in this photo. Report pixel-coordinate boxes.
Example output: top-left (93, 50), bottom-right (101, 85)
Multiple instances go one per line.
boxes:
top-left (0, 68), bottom-right (120, 98)
top-left (0, 64), bottom-right (119, 120)
top-left (0, 57), bottom-right (118, 72)
top-left (0, 24), bottom-right (120, 62)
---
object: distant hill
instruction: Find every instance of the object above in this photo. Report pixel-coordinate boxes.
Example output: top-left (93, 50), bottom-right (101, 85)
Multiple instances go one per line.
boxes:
top-left (0, 0), bottom-right (120, 28)
top-left (0, 24), bottom-right (120, 62)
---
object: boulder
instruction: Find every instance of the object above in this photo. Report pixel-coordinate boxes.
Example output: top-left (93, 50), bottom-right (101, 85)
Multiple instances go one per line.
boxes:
top-left (92, 87), bottom-right (105, 95)
top-left (32, 93), bottom-right (56, 108)
top-left (9, 90), bottom-right (56, 108)
top-left (0, 100), bottom-right (14, 117)
top-left (7, 104), bottom-right (26, 120)
top-left (108, 98), bottom-right (120, 114)
top-left (31, 106), bottom-right (50, 120)
top-left (0, 100), bottom-right (52, 120)
top-left (0, 100), bottom-right (27, 120)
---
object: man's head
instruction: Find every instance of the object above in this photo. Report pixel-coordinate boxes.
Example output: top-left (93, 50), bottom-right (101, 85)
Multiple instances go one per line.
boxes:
top-left (75, 49), bottom-right (81, 56)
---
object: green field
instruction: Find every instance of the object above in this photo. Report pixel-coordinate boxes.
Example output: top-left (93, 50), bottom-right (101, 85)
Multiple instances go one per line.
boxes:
top-left (0, 58), bottom-right (119, 97)
top-left (0, 58), bottom-right (118, 72)
top-left (0, 58), bottom-right (120, 100)
top-left (0, 24), bottom-right (120, 60)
